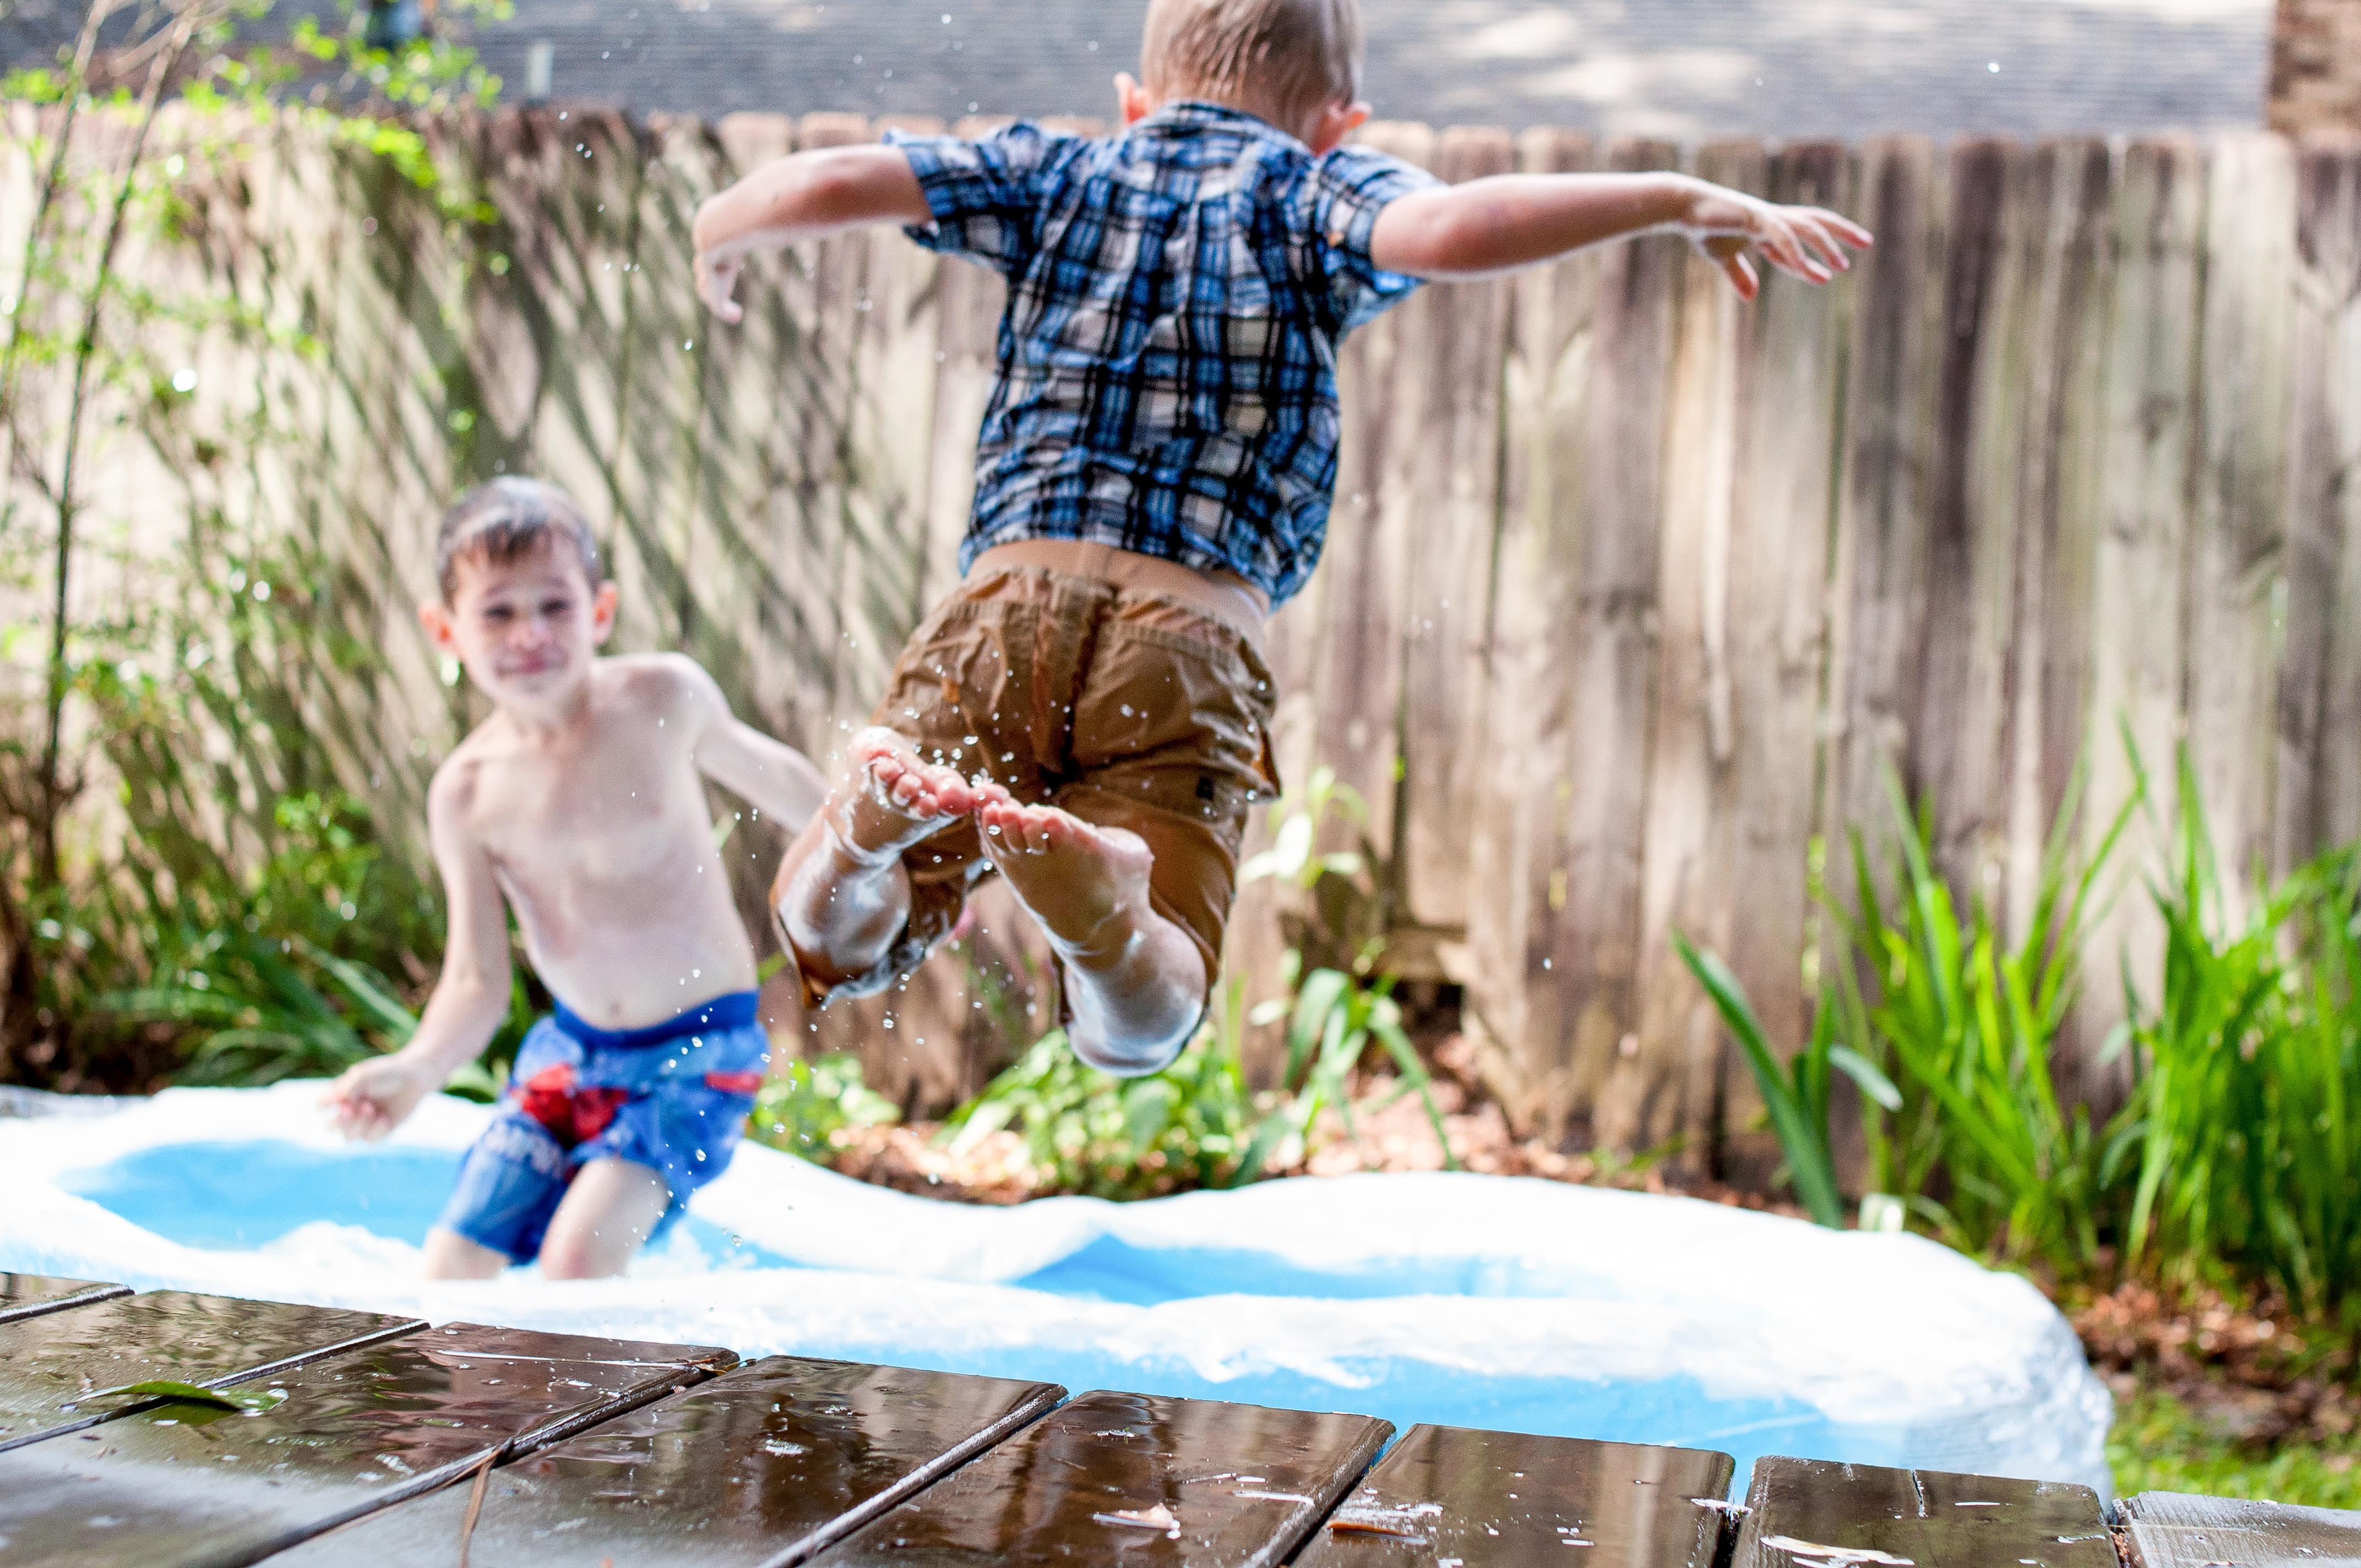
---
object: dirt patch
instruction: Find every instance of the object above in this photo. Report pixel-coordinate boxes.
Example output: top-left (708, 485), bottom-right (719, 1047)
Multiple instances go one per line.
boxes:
top-left (819, 1031), bottom-right (1811, 1218)
top-left (2069, 1280), bottom-right (2360, 1448)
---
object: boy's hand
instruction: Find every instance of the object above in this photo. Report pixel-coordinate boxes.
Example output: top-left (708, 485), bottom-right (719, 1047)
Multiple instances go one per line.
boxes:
top-left (1680, 187), bottom-right (1872, 301)
top-left (695, 243), bottom-right (746, 325)
top-left (321, 1053), bottom-right (437, 1142)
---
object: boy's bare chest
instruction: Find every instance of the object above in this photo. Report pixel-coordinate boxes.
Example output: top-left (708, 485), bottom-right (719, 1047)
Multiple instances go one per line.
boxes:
top-left (469, 735), bottom-right (706, 890)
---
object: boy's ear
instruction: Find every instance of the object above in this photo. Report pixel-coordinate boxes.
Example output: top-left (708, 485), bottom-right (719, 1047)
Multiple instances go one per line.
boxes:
top-left (418, 599), bottom-right (460, 655)
top-left (1306, 99), bottom-right (1372, 155)
top-left (1115, 72), bottom-right (1156, 126)
top-left (590, 579), bottom-right (619, 645)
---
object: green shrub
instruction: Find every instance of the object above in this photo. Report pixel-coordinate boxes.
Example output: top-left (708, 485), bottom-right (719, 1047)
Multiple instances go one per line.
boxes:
top-left (933, 957), bottom-right (1458, 1200)
top-left (2119, 755), bottom-right (2361, 1321)
top-left (1683, 742), bottom-right (2361, 1336)
top-left (1831, 773), bottom-right (2135, 1271)
top-left (1682, 769), bottom-right (2131, 1268)
top-left (1, 0), bottom-right (507, 1089)
top-left (1231, 956), bottom-right (1456, 1185)
top-left (1675, 934), bottom-right (1896, 1229)
top-left (938, 984), bottom-right (1259, 1200)
top-left (749, 1052), bottom-right (902, 1161)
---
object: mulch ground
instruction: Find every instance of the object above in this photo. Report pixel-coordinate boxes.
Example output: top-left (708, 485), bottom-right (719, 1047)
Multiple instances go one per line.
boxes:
top-left (825, 1031), bottom-right (1817, 1215)
top-left (2070, 1281), bottom-right (2359, 1451)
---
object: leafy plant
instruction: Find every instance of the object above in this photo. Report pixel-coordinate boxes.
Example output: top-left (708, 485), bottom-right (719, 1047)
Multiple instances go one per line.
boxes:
top-left (111, 1380), bottom-right (287, 1415)
top-left (1826, 772), bottom-right (2137, 1270)
top-left (1674, 934), bottom-right (1896, 1228)
top-left (2260, 854), bottom-right (2361, 1319)
top-left (1231, 957), bottom-right (1457, 1185)
top-left (1241, 765), bottom-right (1390, 977)
top-left (1, 0), bottom-right (509, 1088)
top-left (101, 929), bottom-right (413, 1086)
top-left (939, 982), bottom-right (1259, 1200)
top-left (749, 1052), bottom-right (902, 1161)
top-left (1678, 764), bottom-right (2133, 1266)
top-left (2116, 752), bottom-right (2361, 1321)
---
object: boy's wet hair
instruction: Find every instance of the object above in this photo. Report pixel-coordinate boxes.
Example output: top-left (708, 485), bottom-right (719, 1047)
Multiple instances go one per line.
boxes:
top-left (1141, 0), bottom-right (1362, 131)
top-left (434, 477), bottom-right (602, 600)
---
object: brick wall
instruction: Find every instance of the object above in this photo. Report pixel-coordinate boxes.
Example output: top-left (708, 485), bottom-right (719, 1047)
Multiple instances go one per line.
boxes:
top-left (2271, 0), bottom-right (2361, 134)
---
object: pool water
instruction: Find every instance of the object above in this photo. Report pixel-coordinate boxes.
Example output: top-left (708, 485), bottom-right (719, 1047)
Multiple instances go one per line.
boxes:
top-left (64, 1142), bottom-right (1604, 1304)
top-left (2, 1087), bottom-right (2116, 1499)
top-left (59, 1140), bottom-right (802, 1268)
top-left (53, 1139), bottom-right (1841, 1474)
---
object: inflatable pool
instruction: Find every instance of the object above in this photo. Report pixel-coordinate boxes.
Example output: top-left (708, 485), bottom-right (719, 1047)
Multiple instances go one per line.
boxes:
top-left (0, 1082), bottom-right (2112, 1497)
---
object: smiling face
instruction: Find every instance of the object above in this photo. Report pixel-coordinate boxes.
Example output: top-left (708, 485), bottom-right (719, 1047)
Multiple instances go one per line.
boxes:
top-left (421, 538), bottom-right (617, 715)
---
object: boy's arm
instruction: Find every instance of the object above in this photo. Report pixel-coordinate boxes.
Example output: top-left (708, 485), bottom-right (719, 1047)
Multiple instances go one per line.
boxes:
top-left (692, 145), bottom-right (932, 323)
top-left (1368, 172), bottom-right (1871, 300)
top-left (672, 657), bottom-right (829, 839)
top-left (321, 766), bottom-right (512, 1140)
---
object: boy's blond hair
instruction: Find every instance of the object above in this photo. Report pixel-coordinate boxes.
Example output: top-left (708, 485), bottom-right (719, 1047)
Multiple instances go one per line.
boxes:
top-left (435, 476), bottom-right (602, 601)
top-left (1141, 0), bottom-right (1362, 131)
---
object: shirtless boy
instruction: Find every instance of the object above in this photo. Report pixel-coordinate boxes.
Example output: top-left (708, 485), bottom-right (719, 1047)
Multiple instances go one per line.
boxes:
top-left (322, 478), bottom-right (827, 1280)
top-left (690, 0), bottom-right (1869, 1079)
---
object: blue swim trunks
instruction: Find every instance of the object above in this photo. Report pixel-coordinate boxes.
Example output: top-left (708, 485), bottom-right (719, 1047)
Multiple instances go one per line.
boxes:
top-left (435, 992), bottom-right (769, 1262)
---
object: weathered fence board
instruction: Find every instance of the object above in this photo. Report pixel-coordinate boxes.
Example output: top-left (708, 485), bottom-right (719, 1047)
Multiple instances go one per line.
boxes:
top-left (2196, 135), bottom-right (2300, 898)
top-left (1467, 129), bottom-right (1678, 1137)
top-left (1710, 139), bottom-right (1852, 1182)
top-left (1608, 141), bottom-right (1748, 1163)
top-left (1399, 126), bottom-right (1514, 935)
top-left (1824, 140), bottom-right (1944, 888)
top-left (12, 107), bottom-right (2361, 1165)
top-left (2075, 136), bottom-right (2208, 1107)
top-left (2281, 140), bottom-right (2361, 862)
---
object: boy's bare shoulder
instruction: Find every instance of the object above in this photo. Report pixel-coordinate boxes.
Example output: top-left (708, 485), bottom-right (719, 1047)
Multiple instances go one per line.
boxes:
top-left (599, 651), bottom-right (730, 718)
top-left (426, 733), bottom-right (499, 836)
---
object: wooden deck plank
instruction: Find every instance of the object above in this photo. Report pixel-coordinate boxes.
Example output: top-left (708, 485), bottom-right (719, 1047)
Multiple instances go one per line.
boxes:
top-left (1292, 1424), bottom-right (1734, 1568)
top-left (0, 1291), bottom-right (421, 1453)
top-left (0, 1321), bottom-right (724, 1567)
top-left (809, 1389), bottom-right (1389, 1568)
top-left (258, 1354), bottom-right (1063, 1568)
top-left (2121, 1490), bottom-right (2361, 1568)
top-left (408, 1319), bottom-right (739, 1378)
top-left (1732, 1456), bottom-right (2114, 1568)
top-left (0, 1273), bottom-right (129, 1326)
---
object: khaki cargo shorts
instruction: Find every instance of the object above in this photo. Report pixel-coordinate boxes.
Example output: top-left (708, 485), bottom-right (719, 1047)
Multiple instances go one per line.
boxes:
top-left (799, 549), bottom-right (1280, 1009)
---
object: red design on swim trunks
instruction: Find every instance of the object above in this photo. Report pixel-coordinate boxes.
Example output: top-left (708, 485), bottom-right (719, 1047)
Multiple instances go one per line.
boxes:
top-left (516, 1064), bottom-right (630, 1147)
top-left (703, 1070), bottom-right (764, 1095)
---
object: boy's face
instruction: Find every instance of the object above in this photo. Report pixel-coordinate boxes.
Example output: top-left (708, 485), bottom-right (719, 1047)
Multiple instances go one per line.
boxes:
top-left (420, 540), bottom-right (617, 712)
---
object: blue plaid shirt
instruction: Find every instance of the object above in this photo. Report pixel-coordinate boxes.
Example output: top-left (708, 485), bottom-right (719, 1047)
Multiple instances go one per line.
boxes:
top-left (886, 103), bottom-right (1439, 606)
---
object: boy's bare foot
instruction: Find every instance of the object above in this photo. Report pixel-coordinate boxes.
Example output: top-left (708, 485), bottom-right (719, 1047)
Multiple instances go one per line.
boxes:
top-left (975, 797), bottom-right (1153, 961)
top-left (977, 797), bottom-right (1204, 1074)
top-left (829, 727), bottom-right (982, 864)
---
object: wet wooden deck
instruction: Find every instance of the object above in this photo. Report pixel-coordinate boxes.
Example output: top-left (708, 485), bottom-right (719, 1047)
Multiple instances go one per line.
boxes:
top-left (0, 1275), bottom-right (2343, 1567)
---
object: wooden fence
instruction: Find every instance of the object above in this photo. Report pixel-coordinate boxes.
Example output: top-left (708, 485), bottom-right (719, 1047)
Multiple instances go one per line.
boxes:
top-left (8, 105), bottom-right (2360, 1174)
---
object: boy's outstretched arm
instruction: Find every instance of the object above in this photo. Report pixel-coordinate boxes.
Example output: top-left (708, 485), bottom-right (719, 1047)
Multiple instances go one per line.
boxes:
top-left (673, 656), bottom-right (829, 840)
top-left (692, 145), bottom-right (933, 323)
top-left (321, 767), bottom-right (512, 1140)
top-left (1368, 172), bottom-right (1871, 300)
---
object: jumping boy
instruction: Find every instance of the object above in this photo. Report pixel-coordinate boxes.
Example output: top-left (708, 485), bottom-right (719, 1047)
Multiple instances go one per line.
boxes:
top-left (321, 478), bottom-right (828, 1280)
top-left (690, 0), bottom-right (1869, 1079)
